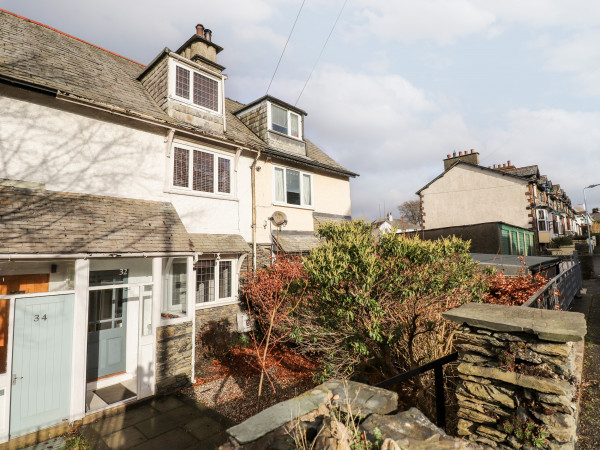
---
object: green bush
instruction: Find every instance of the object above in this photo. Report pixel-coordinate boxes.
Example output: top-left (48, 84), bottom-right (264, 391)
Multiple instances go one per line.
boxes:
top-left (549, 236), bottom-right (573, 247)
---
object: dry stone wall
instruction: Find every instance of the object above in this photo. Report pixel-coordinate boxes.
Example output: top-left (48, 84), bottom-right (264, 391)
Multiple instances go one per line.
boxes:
top-left (444, 303), bottom-right (586, 449)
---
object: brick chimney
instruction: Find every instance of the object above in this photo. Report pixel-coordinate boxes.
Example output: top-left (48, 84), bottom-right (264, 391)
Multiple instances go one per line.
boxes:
top-left (443, 149), bottom-right (480, 171)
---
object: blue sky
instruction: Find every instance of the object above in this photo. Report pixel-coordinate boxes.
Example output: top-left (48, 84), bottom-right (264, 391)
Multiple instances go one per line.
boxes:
top-left (2, 0), bottom-right (599, 219)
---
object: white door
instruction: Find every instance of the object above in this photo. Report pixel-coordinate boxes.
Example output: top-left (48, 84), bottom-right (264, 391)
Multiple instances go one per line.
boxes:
top-left (10, 294), bottom-right (74, 437)
top-left (137, 285), bottom-right (155, 398)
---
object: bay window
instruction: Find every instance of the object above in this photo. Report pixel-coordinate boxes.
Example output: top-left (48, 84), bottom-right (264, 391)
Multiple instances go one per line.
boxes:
top-left (172, 145), bottom-right (232, 195)
top-left (196, 259), bottom-right (236, 305)
top-left (273, 166), bottom-right (313, 207)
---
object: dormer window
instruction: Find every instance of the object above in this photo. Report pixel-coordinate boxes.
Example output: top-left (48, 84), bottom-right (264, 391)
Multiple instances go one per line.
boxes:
top-left (270, 103), bottom-right (302, 139)
top-left (170, 60), bottom-right (222, 113)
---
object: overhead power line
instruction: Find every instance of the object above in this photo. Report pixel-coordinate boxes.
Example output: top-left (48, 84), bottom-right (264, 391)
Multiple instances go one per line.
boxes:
top-left (266, 0), bottom-right (307, 95)
top-left (295, 0), bottom-right (348, 106)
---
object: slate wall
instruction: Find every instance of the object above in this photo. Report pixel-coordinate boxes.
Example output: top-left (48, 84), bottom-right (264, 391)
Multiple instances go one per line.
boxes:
top-left (155, 321), bottom-right (193, 394)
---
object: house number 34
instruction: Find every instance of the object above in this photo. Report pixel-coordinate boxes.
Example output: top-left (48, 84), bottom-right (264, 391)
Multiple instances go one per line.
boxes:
top-left (33, 314), bottom-right (47, 322)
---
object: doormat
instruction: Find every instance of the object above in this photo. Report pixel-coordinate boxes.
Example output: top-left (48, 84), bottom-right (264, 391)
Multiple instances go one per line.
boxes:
top-left (95, 383), bottom-right (136, 405)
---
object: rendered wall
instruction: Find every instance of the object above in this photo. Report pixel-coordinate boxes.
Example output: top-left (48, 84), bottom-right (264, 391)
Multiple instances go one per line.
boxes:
top-left (0, 85), bottom-right (253, 239)
top-left (421, 165), bottom-right (531, 230)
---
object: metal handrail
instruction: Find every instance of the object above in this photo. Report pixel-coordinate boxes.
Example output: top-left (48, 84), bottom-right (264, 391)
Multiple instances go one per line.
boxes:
top-left (374, 351), bottom-right (458, 430)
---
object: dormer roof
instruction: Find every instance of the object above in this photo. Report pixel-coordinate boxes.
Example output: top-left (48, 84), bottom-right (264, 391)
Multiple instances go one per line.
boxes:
top-left (234, 95), bottom-right (308, 117)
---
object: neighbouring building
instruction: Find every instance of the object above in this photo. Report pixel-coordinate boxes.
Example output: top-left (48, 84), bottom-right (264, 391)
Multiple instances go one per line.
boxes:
top-left (371, 212), bottom-right (419, 239)
top-left (0, 9), bottom-right (356, 444)
top-left (417, 150), bottom-right (579, 255)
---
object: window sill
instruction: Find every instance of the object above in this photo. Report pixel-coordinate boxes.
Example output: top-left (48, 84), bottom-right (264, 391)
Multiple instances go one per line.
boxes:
top-left (195, 298), bottom-right (239, 310)
top-left (165, 188), bottom-right (239, 202)
top-left (159, 314), bottom-right (193, 327)
top-left (272, 201), bottom-right (314, 211)
top-left (169, 95), bottom-right (223, 117)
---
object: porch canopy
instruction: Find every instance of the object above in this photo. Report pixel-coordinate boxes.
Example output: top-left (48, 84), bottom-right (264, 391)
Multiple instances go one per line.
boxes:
top-left (272, 230), bottom-right (320, 254)
top-left (0, 184), bottom-right (193, 256)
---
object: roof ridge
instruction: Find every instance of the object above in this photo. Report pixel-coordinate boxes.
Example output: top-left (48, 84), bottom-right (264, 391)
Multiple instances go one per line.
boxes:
top-left (0, 8), bottom-right (145, 67)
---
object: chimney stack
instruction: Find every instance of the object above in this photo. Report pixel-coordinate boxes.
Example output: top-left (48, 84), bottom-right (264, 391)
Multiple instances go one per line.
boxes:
top-left (443, 149), bottom-right (481, 171)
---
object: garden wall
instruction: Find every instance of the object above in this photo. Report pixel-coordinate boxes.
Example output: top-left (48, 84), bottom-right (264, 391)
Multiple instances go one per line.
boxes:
top-left (444, 303), bottom-right (586, 449)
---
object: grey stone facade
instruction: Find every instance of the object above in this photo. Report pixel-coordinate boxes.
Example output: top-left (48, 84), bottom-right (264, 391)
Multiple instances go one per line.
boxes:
top-left (265, 130), bottom-right (306, 156)
top-left (195, 303), bottom-right (244, 332)
top-left (156, 321), bottom-right (193, 394)
top-left (236, 103), bottom-right (268, 141)
top-left (139, 56), bottom-right (169, 110)
top-left (444, 303), bottom-right (586, 449)
top-left (167, 100), bottom-right (224, 134)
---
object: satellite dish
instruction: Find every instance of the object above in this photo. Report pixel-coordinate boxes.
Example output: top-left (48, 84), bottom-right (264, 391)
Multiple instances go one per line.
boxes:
top-left (270, 211), bottom-right (288, 227)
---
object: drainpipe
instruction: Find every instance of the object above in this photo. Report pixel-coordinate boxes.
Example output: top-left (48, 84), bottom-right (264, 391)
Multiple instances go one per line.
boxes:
top-left (251, 150), bottom-right (262, 271)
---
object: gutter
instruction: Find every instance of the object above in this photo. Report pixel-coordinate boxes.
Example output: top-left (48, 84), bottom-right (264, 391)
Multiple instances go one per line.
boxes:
top-left (0, 252), bottom-right (195, 260)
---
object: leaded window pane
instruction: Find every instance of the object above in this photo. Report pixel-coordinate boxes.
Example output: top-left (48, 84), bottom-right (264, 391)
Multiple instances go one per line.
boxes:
top-left (218, 158), bottom-right (231, 193)
top-left (196, 261), bottom-right (215, 303)
top-left (193, 151), bottom-right (214, 192)
top-left (219, 261), bottom-right (232, 299)
top-left (173, 147), bottom-right (189, 187)
top-left (176, 66), bottom-right (190, 98)
top-left (193, 72), bottom-right (219, 111)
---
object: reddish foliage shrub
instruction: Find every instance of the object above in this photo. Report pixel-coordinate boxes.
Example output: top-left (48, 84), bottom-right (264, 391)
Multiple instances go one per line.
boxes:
top-left (483, 257), bottom-right (548, 306)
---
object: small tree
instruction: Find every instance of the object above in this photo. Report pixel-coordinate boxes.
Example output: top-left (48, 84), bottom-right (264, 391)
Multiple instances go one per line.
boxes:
top-left (242, 255), bottom-right (308, 399)
top-left (397, 199), bottom-right (422, 225)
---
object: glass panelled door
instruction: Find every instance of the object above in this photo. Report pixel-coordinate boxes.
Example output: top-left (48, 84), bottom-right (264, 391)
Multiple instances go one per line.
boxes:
top-left (87, 271), bottom-right (128, 381)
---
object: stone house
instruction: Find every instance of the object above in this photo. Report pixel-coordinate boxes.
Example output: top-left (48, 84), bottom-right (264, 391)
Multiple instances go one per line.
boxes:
top-left (417, 151), bottom-right (579, 255)
top-left (0, 9), bottom-right (356, 444)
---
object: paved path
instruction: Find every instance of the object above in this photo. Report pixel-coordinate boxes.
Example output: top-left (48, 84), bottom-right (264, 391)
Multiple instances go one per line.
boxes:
top-left (80, 393), bottom-right (233, 450)
top-left (569, 254), bottom-right (600, 449)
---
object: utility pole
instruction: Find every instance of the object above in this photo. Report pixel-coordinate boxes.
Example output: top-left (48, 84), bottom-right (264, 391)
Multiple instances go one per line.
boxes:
top-left (583, 183), bottom-right (600, 255)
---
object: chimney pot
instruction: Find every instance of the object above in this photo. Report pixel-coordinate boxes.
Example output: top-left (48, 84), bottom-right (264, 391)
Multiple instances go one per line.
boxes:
top-left (204, 29), bottom-right (212, 42)
top-left (470, 149), bottom-right (474, 154)
top-left (507, 160), bottom-right (511, 166)
top-left (446, 154), bottom-right (451, 159)
top-left (488, 166), bottom-right (491, 168)
top-left (453, 151), bottom-right (456, 157)
top-left (196, 24), bottom-right (204, 36)
top-left (459, 151), bottom-right (463, 156)
top-left (503, 163), bottom-right (506, 167)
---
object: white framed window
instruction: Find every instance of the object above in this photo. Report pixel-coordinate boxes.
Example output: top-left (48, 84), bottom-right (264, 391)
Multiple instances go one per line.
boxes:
top-left (273, 166), bottom-right (313, 207)
top-left (170, 59), bottom-right (222, 114)
top-left (537, 209), bottom-right (548, 232)
top-left (162, 258), bottom-right (189, 318)
top-left (195, 259), bottom-right (236, 305)
top-left (269, 103), bottom-right (302, 139)
top-left (171, 143), bottom-right (232, 196)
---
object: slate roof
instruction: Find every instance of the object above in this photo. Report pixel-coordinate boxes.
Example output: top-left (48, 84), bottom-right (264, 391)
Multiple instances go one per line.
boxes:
top-left (496, 165), bottom-right (540, 180)
top-left (0, 186), bottom-right (194, 254)
top-left (189, 233), bottom-right (249, 254)
top-left (0, 9), bottom-right (354, 177)
top-left (273, 231), bottom-right (320, 253)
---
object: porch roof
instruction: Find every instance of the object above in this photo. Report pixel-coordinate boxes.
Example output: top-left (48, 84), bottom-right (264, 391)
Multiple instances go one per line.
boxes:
top-left (272, 231), bottom-right (321, 254)
top-left (0, 185), bottom-right (194, 255)
top-left (188, 233), bottom-right (249, 254)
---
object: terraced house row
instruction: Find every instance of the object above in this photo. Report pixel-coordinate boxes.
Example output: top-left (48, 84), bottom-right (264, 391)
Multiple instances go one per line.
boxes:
top-left (0, 9), bottom-right (356, 443)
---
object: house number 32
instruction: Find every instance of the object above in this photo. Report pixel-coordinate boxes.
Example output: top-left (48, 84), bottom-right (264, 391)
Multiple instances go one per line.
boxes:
top-left (33, 314), bottom-right (47, 322)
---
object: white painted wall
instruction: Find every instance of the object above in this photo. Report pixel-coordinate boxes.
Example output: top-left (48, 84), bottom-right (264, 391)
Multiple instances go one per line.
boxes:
top-left (421, 165), bottom-right (531, 230)
top-left (0, 86), bottom-right (253, 240)
top-left (253, 158), bottom-right (352, 243)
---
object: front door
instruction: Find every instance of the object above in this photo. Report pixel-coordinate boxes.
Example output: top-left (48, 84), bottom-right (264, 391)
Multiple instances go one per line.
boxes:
top-left (10, 294), bottom-right (74, 437)
top-left (86, 288), bottom-right (127, 381)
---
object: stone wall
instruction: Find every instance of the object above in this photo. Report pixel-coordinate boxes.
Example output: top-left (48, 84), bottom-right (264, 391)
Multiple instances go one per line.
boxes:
top-left (221, 380), bottom-right (481, 449)
top-left (139, 56), bottom-right (169, 110)
top-left (265, 130), bottom-right (307, 156)
top-left (155, 320), bottom-right (193, 394)
top-left (444, 303), bottom-right (586, 449)
top-left (195, 303), bottom-right (243, 332)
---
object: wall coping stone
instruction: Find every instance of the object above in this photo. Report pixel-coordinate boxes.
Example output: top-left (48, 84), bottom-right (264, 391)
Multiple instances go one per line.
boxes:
top-left (226, 379), bottom-right (397, 444)
top-left (443, 303), bottom-right (586, 342)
